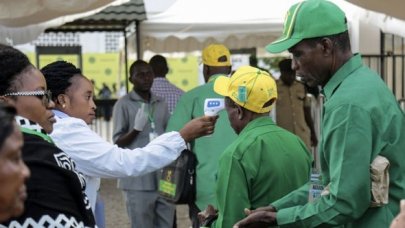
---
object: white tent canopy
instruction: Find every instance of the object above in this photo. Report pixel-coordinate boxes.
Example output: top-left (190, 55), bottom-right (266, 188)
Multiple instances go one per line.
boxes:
top-left (140, 0), bottom-right (405, 53)
top-left (2, 0), bottom-right (405, 51)
top-left (0, 0), bottom-right (128, 45)
top-left (141, 0), bottom-right (294, 53)
top-left (0, 0), bottom-right (122, 27)
top-left (348, 0), bottom-right (405, 21)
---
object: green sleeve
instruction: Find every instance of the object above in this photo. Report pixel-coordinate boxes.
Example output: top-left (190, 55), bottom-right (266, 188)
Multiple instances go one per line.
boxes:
top-left (276, 105), bottom-right (373, 227)
top-left (166, 94), bottom-right (193, 132)
top-left (214, 144), bottom-right (257, 228)
top-left (271, 182), bottom-right (310, 210)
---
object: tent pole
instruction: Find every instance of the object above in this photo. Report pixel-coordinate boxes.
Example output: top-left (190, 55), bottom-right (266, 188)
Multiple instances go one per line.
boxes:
top-left (124, 29), bottom-right (129, 94)
top-left (135, 20), bottom-right (141, 60)
top-left (380, 31), bottom-right (385, 81)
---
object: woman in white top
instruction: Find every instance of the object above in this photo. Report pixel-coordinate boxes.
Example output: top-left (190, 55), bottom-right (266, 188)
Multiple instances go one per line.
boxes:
top-left (41, 61), bottom-right (216, 211)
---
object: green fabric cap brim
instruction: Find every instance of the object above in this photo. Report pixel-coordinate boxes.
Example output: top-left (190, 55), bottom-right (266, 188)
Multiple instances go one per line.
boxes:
top-left (266, 37), bottom-right (303, 54)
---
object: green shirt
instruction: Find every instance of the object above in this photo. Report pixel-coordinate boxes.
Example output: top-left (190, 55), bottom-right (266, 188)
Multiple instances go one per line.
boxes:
top-left (166, 75), bottom-right (238, 210)
top-left (213, 117), bottom-right (312, 228)
top-left (273, 54), bottom-right (405, 228)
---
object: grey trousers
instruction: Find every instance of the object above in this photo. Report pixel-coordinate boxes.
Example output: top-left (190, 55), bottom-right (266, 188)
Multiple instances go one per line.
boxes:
top-left (123, 190), bottom-right (175, 228)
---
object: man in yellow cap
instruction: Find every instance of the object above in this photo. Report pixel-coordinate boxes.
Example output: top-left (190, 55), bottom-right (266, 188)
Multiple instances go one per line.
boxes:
top-left (198, 66), bottom-right (312, 228)
top-left (234, 0), bottom-right (405, 227)
top-left (166, 44), bottom-right (237, 228)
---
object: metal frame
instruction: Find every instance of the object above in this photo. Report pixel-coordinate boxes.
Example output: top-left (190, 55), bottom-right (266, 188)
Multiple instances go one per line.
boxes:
top-left (35, 46), bottom-right (82, 69)
top-left (42, 0), bottom-right (146, 93)
top-left (362, 31), bottom-right (405, 100)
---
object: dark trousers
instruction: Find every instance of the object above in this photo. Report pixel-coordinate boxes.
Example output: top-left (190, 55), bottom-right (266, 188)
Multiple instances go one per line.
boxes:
top-left (173, 211), bottom-right (177, 228)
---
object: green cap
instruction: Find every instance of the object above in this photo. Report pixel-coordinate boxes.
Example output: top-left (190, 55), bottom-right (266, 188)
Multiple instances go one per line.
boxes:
top-left (266, 0), bottom-right (348, 53)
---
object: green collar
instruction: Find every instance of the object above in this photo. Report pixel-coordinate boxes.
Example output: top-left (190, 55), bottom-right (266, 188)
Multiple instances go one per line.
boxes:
top-left (20, 127), bottom-right (54, 144)
top-left (239, 116), bottom-right (275, 136)
top-left (322, 54), bottom-right (363, 100)
top-left (207, 74), bottom-right (225, 83)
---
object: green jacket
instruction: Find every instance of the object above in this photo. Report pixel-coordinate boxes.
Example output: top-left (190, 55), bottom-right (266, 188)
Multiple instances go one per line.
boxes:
top-left (214, 117), bottom-right (312, 228)
top-left (166, 75), bottom-right (237, 210)
top-left (273, 54), bottom-right (405, 227)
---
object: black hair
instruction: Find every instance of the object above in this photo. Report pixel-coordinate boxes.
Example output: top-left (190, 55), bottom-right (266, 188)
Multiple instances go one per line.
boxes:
top-left (149, 55), bottom-right (168, 77)
top-left (249, 55), bottom-right (258, 67)
top-left (0, 44), bottom-right (33, 95)
top-left (129, 59), bottom-right (148, 77)
top-left (41, 61), bottom-right (82, 102)
top-left (0, 103), bottom-right (17, 149)
top-left (306, 30), bottom-right (351, 51)
top-left (278, 59), bottom-right (294, 74)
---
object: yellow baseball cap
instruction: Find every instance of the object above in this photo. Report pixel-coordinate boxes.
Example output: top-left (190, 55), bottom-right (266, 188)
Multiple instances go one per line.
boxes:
top-left (214, 66), bottom-right (277, 113)
top-left (202, 44), bottom-right (231, 67)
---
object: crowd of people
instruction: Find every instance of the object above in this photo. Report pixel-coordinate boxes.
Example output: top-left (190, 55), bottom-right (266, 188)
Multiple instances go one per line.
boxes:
top-left (0, 0), bottom-right (405, 228)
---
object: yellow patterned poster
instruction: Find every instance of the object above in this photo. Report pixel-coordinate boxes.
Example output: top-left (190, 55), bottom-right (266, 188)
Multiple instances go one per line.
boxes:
top-left (26, 53), bottom-right (200, 94)
top-left (166, 56), bottom-right (199, 92)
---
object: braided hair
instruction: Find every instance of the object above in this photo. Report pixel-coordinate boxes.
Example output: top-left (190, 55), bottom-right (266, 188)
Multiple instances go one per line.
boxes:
top-left (0, 103), bottom-right (17, 149)
top-left (41, 61), bottom-right (82, 103)
top-left (0, 44), bottom-right (32, 95)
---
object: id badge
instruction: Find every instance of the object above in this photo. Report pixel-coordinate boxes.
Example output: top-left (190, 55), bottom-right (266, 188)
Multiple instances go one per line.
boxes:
top-left (308, 172), bottom-right (324, 202)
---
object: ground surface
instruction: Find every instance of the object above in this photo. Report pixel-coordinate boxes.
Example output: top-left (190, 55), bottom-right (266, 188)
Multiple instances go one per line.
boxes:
top-left (99, 179), bottom-right (191, 228)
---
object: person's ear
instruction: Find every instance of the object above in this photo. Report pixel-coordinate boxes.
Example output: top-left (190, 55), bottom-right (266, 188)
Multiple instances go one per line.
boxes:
top-left (236, 105), bottom-right (244, 120)
top-left (320, 37), bottom-right (334, 56)
top-left (203, 65), bottom-right (209, 75)
top-left (0, 95), bottom-right (15, 106)
top-left (129, 74), bottom-right (135, 84)
top-left (203, 65), bottom-right (210, 82)
top-left (57, 94), bottom-right (68, 109)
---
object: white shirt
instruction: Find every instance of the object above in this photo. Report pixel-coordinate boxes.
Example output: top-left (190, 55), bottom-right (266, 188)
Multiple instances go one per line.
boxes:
top-left (50, 110), bottom-right (186, 211)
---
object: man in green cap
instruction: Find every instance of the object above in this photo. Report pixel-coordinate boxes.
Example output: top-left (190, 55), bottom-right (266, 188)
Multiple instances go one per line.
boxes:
top-left (234, 0), bottom-right (405, 227)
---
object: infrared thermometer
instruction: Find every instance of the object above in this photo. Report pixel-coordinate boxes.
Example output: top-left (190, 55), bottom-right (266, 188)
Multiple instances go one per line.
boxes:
top-left (204, 98), bottom-right (225, 116)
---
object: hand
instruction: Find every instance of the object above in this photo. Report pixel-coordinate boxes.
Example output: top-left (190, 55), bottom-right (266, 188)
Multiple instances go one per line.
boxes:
top-left (243, 205), bottom-right (276, 215)
top-left (179, 115), bottom-right (218, 142)
top-left (198, 204), bottom-right (218, 226)
top-left (233, 206), bottom-right (277, 228)
top-left (133, 103), bottom-right (148, 131)
top-left (391, 200), bottom-right (405, 228)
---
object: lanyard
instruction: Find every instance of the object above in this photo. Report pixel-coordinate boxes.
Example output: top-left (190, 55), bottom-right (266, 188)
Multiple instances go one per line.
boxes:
top-left (139, 101), bottom-right (155, 130)
top-left (20, 127), bottom-right (54, 144)
top-left (147, 103), bottom-right (155, 125)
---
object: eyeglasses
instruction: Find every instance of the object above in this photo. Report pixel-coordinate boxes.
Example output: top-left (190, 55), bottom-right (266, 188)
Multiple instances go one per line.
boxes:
top-left (3, 90), bottom-right (52, 105)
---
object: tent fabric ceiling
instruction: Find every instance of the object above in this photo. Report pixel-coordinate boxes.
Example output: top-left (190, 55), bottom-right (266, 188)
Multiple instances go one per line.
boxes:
top-left (46, 0), bottom-right (146, 32)
top-left (347, 0), bottom-right (405, 21)
top-left (0, 0), bottom-right (129, 45)
top-left (140, 0), bottom-right (298, 53)
top-left (2, 0), bottom-right (405, 52)
top-left (140, 0), bottom-right (405, 53)
top-left (0, 0), bottom-right (120, 27)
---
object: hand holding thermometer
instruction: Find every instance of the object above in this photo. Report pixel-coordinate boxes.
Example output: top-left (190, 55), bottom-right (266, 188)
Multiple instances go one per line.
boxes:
top-left (203, 98), bottom-right (224, 137)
